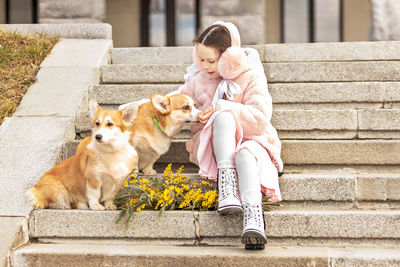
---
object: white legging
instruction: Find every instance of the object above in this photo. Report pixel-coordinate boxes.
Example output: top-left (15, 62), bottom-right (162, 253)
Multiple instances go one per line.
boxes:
top-left (212, 112), bottom-right (262, 205)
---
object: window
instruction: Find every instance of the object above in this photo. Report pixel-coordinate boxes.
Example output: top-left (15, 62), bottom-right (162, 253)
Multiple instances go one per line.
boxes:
top-left (149, 0), bottom-right (197, 47)
top-left (176, 0), bottom-right (196, 46)
top-left (282, 0), bottom-right (342, 43)
top-left (315, 0), bottom-right (340, 42)
top-left (283, 0), bottom-right (309, 43)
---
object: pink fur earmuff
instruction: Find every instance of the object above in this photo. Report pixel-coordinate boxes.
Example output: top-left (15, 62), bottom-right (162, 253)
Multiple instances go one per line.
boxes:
top-left (193, 21), bottom-right (249, 80)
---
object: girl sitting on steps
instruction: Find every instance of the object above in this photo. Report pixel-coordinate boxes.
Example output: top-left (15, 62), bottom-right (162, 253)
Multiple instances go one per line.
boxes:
top-left (177, 21), bottom-right (283, 250)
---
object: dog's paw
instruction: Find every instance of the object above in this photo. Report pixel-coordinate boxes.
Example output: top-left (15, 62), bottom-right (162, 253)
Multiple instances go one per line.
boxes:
top-left (75, 202), bottom-right (89, 210)
top-left (89, 203), bottom-right (105, 210)
top-left (104, 201), bottom-right (117, 210)
top-left (143, 168), bottom-right (157, 176)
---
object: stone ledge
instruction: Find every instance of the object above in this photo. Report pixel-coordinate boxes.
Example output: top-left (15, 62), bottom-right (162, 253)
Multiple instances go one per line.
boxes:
top-left (265, 61), bottom-right (400, 82)
top-left (0, 39), bottom-right (111, 217)
top-left (264, 41), bottom-right (400, 62)
top-left (356, 174), bottom-right (400, 201)
top-left (90, 82), bottom-right (398, 111)
top-left (111, 45), bottom-right (265, 65)
top-left (0, 217), bottom-right (28, 267)
top-left (101, 61), bottom-right (400, 84)
top-left (358, 131), bottom-right (400, 139)
top-left (282, 140), bottom-right (400, 165)
top-left (199, 210), bottom-right (400, 239)
top-left (112, 47), bottom-right (193, 65)
top-left (102, 64), bottom-right (189, 84)
top-left (0, 117), bottom-right (11, 136)
top-left (29, 210), bottom-right (196, 240)
top-left (90, 84), bottom-right (180, 105)
top-left (0, 116), bottom-right (76, 216)
top-left (39, 18), bottom-right (104, 24)
top-left (358, 109), bottom-right (400, 130)
top-left (41, 39), bottom-right (112, 67)
top-left (13, 67), bottom-right (98, 117)
top-left (272, 110), bottom-right (357, 131)
top-left (28, 210), bottom-right (400, 241)
top-left (64, 139), bottom-right (400, 166)
top-left (0, 37), bottom-right (111, 266)
top-left (161, 140), bottom-right (400, 165)
top-left (0, 24), bottom-right (112, 39)
top-left (75, 109), bottom-right (359, 135)
top-left (386, 86), bottom-right (400, 102)
top-left (109, 42), bottom-right (400, 63)
top-left (11, 244), bottom-right (400, 266)
top-left (268, 82), bottom-right (387, 104)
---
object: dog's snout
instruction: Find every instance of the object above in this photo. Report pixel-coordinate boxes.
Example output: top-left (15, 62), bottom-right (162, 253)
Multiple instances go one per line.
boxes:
top-left (95, 134), bottom-right (102, 141)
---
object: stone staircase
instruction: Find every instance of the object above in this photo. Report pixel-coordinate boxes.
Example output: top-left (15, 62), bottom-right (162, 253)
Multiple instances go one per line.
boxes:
top-left (11, 42), bottom-right (400, 266)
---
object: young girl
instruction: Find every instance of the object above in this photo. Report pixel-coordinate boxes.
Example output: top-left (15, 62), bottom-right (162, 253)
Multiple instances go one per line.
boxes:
top-left (178, 21), bottom-right (283, 250)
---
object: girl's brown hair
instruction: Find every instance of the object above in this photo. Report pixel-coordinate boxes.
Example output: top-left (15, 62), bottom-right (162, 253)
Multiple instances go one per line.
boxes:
top-left (193, 24), bottom-right (231, 54)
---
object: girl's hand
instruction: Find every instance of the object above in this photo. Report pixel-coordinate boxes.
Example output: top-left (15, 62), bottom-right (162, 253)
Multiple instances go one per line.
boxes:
top-left (198, 105), bottom-right (214, 124)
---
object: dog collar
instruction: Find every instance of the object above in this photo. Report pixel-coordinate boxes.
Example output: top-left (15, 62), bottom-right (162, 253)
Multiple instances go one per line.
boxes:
top-left (151, 113), bottom-right (166, 135)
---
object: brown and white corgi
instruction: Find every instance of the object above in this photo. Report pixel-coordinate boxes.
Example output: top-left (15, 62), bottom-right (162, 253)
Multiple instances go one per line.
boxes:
top-left (25, 100), bottom-right (138, 210)
top-left (122, 94), bottom-right (200, 175)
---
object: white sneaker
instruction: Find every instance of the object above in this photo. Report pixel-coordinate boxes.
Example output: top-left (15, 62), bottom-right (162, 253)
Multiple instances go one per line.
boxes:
top-left (241, 202), bottom-right (267, 250)
top-left (217, 168), bottom-right (242, 215)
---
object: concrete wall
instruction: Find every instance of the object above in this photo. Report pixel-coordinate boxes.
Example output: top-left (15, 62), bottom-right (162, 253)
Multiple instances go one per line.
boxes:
top-left (198, 0), bottom-right (371, 44)
top-left (343, 0), bottom-right (371, 41)
top-left (200, 0), bottom-right (266, 45)
top-left (105, 0), bottom-right (140, 47)
top-left (39, 0), bottom-right (105, 23)
top-left (0, 0), bottom-right (5, 23)
top-left (265, 0), bottom-right (281, 43)
top-left (1, 0), bottom-right (373, 45)
top-left (263, 0), bottom-right (371, 43)
top-left (8, 0), bottom-right (32, 23)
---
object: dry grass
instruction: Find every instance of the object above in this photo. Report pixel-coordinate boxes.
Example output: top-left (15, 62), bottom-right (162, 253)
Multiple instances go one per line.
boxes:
top-left (0, 30), bottom-right (58, 125)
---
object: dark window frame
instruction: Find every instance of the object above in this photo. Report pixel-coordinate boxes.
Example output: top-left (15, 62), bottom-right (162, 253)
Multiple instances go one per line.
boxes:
top-left (5, 0), bottom-right (38, 24)
top-left (281, 0), bottom-right (344, 43)
top-left (141, 0), bottom-right (200, 47)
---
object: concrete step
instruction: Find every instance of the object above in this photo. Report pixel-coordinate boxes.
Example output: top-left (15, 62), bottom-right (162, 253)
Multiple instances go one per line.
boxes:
top-left (91, 82), bottom-right (400, 110)
top-left (59, 139), bottom-right (400, 208)
top-left (27, 209), bottom-right (400, 248)
top-left (112, 46), bottom-right (195, 64)
top-left (64, 139), bottom-right (400, 167)
top-left (75, 108), bottom-right (400, 140)
top-left (101, 61), bottom-right (400, 84)
top-left (111, 45), bottom-right (265, 65)
top-left (111, 41), bottom-right (400, 64)
top-left (11, 243), bottom-right (400, 266)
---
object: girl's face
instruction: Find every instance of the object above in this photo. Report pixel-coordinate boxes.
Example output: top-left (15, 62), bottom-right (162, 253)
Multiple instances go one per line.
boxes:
top-left (197, 43), bottom-right (221, 79)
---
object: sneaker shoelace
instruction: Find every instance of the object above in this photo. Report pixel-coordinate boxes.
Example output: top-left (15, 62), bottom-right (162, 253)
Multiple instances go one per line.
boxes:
top-left (219, 168), bottom-right (238, 199)
top-left (243, 203), bottom-right (263, 228)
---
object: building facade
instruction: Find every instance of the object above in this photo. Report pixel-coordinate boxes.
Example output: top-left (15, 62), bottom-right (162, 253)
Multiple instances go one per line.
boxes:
top-left (0, 0), bottom-right (376, 47)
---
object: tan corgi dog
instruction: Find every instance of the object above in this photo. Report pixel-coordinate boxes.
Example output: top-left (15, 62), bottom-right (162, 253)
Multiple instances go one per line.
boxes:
top-left (123, 94), bottom-right (200, 175)
top-left (25, 100), bottom-right (138, 210)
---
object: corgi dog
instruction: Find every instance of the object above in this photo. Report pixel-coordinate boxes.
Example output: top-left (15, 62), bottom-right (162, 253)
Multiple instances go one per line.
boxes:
top-left (122, 94), bottom-right (200, 175)
top-left (25, 100), bottom-right (138, 210)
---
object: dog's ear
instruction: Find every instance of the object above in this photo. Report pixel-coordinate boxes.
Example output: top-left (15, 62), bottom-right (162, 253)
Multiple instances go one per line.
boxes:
top-left (89, 99), bottom-right (101, 121)
top-left (119, 103), bottom-right (138, 125)
top-left (150, 94), bottom-right (171, 114)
